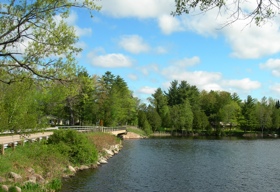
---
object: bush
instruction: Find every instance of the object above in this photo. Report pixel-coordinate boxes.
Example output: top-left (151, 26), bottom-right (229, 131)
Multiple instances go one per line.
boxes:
top-left (46, 178), bottom-right (62, 191)
top-left (48, 129), bottom-right (98, 165)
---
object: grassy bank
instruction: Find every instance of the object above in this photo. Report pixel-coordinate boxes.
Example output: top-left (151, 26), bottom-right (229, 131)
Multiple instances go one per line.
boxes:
top-left (126, 126), bottom-right (147, 137)
top-left (0, 130), bottom-right (120, 192)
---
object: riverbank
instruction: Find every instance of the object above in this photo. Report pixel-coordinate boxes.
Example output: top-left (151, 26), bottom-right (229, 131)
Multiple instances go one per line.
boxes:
top-left (0, 130), bottom-right (122, 192)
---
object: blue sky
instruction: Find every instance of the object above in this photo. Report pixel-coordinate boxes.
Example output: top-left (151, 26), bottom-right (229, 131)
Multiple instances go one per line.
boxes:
top-left (66, 0), bottom-right (280, 102)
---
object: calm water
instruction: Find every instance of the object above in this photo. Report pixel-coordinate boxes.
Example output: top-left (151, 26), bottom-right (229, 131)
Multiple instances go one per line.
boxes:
top-left (61, 138), bottom-right (280, 192)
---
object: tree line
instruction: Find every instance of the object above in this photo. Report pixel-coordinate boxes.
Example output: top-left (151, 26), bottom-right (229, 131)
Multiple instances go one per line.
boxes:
top-left (0, 70), bottom-right (139, 133)
top-left (2, 69), bottom-right (280, 136)
top-left (139, 80), bottom-right (280, 136)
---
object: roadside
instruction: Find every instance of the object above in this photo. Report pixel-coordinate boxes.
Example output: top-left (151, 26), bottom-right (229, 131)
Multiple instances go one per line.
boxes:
top-left (0, 130), bottom-right (121, 192)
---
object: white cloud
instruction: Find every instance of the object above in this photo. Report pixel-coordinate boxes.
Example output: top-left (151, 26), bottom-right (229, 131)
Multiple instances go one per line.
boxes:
top-left (162, 68), bottom-right (222, 91)
top-left (139, 64), bottom-right (159, 76)
top-left (158, 14), bottom-right (183, 35)
top-left (155, 46), bottom-right (168, 54)
top-left (55, 12), bottom-right (92, 37)
top-left (119, 35), bottom-right (150, 54)
top-left (260, 59), bottom-right (280, 77)
top-left (225, 21), bottom-right (280, 59)
top-left (160, 56), bottom-right (223, 91)
top-left (87, 52), bottom-right (133, 68)
top-left (179, 3), bottom-right (280, 58)
top-left (138, 86), bottom-right (157, 94)
top-left (128, 74), bottom-right (138, 80)
top-left (159, 55), bottom-right (263, 94)
top-left (270, 83), bottom-right (280, 95)
top-left (99, 0), bottom-right (174, 19)
top-left (172, 56), bottom-right (200, 67)
top-left (225, 78), bottom-right (261, 91)
top-left (181, 11), bottom-right (222, 37)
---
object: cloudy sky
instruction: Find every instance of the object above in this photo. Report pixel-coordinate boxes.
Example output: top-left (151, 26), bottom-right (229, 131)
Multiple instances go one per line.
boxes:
top-left (69, 0), bottom-right (280, 102)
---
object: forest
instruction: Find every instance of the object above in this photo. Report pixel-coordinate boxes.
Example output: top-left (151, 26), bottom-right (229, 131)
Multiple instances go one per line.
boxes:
top-left (1, 69), bottom-right (280, 136)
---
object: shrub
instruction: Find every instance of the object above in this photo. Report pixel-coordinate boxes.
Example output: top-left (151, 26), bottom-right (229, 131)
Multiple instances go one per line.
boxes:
top-left (48, 129), bottom-right (98, 165)
top-left (46, 178), bottom-right (62, 191)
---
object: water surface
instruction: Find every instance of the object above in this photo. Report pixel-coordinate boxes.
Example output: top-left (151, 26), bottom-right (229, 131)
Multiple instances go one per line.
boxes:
top-left (61, 138), bottom-right (280, 192)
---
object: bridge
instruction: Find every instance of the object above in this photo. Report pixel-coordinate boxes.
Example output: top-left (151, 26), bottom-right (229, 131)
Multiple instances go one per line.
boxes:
top-left (0, 126), bottom-right (127, 155)
top-left (57, 126), bottom-right (127, 136)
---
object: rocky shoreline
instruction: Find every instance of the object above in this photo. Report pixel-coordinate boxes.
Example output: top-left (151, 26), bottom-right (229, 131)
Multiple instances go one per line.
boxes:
top-left (0, 143), bottom-right (123, 192)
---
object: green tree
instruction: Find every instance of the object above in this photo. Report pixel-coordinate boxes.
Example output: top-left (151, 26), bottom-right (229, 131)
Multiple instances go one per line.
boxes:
top-left (151, 88), bottom-right (170, 128)
top-left (170, 100), bottom-right (193, 134)
top-left (146, 105), bottom-right (162, 132)
top-left (96, 72), bottom-right (137, 126)
top-left (219, 101), bottom-right (241, 131)
top-left (0, 79), bottom-right (45, 133)
top-left (242, 95), bottom-right (257, 132)
top-left (0, 0), bottom-right (100, 83)
top-left (255, 97), bottom-right (272, 135)
top-left (165, 80), bottom-right (180, 106)
top-left (192, 106), bottom-right (209, 133)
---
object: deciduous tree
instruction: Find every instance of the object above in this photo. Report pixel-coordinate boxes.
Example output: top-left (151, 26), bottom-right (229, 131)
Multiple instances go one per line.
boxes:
top-left (0, 0), bottom-right (100, 83)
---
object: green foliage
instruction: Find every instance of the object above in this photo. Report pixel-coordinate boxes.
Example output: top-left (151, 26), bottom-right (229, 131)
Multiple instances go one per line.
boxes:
top-left (21, 182), bottom-right (40, 191)
top-left (0, 80), bottom-right (46, 133)
top-left (143, 120), bottom-right (152, 136)
top-left (96, 71), bottom-right (138, 126)
top-left (8, 186), bottom-right (18, 192)
top-left (48, 129), bottom-right (98, 165)
top-left (46, 178), bottom-right (62, 191)
top-left (127, 127), bottom-right (147, 137)
top-left (0, 0), bottom-right (100, 83)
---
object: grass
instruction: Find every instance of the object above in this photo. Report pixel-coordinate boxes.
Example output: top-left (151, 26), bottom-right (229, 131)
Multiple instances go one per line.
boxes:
top-left (0, 130), bottom-right (120, 191)
top-left (126, 126), bottom-right (147, 137)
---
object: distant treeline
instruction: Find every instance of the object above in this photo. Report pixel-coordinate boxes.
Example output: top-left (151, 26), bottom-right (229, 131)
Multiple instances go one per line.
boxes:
top-left (0, 71), bottom-right (279, 136)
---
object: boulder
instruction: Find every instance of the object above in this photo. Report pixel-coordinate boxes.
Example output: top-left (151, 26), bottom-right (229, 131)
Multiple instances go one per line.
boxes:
top-left (103, 148), bottom-right (114, 157)
top-left (8, 172), bottom-right (22, 182)
top-left (98, 157), bottom-right (108, 164)
top-left (122, 132), bottom-right (142, 139)
top-left (33, 173), bottom-right (45, 184)
top-left (0, 176), bottom-right (6, 183)
top-left (79, 165), bottom-right (89, 170)
top-left (26, 167), bottom-right (35, 174)
top-left (1, 185), bottom-right (8, 192)
top-left (26, 175), bottom-right (36, 183)
top-left (68, 165), bottom-right (76, 173)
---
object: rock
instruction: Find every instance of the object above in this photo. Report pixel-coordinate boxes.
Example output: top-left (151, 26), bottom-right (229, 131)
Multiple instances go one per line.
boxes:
top-left (33, 173), bottom-right (45, 184)
top-left (103, 148), bottom-right (114, 157)
top-left (110, 145), bottom-right (120, 154)
top-left (1, 185), bottom-right (8, 192)
top-left (68, 165), bottom-right (76, 173)
top-left (122, 132), bottom-right (142, 139)
top-left (98, 156), bottom-right (108, 164)
top-left (26, 167), bottom-right (35, 174)
top-left (26, 175), bottom-right (36, 183)
top-left (0, 176), bottom-right (6, 183)
top-left (8, 172), bottom-right (22, 182)
top-left (79, 165), bottom-right (89, 170)
top-left (91, 164), bottom-right (98, 169)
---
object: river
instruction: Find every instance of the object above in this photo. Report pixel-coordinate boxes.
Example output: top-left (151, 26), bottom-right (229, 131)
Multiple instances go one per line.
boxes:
top-left (61, 137), bottom-right (280, 192)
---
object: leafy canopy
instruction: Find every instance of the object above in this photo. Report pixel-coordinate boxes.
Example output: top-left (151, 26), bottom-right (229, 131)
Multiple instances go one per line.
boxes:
top-left (0, 0), bottom-right (100, 84)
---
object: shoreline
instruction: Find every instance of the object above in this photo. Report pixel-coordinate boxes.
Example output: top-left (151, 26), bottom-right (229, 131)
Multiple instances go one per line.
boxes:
top-left (0, 132), bottom-right (124, 192)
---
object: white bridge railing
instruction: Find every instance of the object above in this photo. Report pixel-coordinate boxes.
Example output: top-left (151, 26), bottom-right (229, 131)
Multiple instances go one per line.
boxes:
top-left (57, 126), bottom-right (127, 133)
